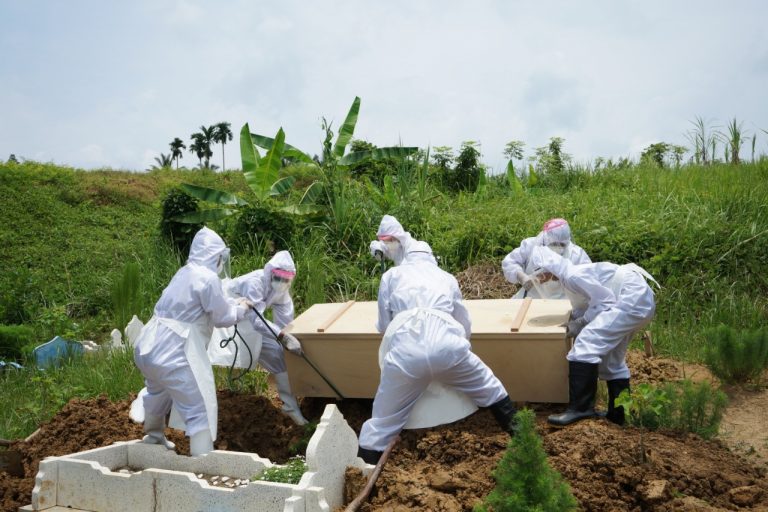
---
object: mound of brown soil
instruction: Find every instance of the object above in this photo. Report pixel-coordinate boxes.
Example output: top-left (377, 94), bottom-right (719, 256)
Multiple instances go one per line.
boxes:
top-left (0, 391), bottom-right (308, 512)
top-left (456, 262), bottom-right (517, 300)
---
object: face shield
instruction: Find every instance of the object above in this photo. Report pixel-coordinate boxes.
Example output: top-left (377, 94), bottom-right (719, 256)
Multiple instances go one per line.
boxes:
top-left (271, 268), bottom-right (295, 295)
top-left (217, 248), bottom-right (231, 279)
top-left (379, 236), bottom-right (404, 265)
top-left (546, 241), bottom-right (568, 256)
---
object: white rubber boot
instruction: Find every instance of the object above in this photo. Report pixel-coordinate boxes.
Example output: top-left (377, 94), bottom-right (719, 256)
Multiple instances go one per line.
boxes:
top-left (189, 429), bottom-right (214, 457)
top-left (142, 414), bottom-right (175, 450)
top-left (274, 372), bottom-right (308, 426)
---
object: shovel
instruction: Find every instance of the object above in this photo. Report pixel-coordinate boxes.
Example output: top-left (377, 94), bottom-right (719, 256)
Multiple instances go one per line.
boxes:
top-left (249, 305), bottom-right (346, 400)
top-left (0, 438), bottom-right (24, 477)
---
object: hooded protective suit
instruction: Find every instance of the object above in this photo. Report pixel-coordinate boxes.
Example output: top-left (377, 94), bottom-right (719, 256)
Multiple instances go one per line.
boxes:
top-left (133, 227), bottom-right (247, 440)
top-left (530, 246), bottom-right (657, 380)
top-left (502, 218), bottom-right (591, 299)
top-left (359, 242), bottom-right (508, 453)
top-left (207, 251), bottom-right (308, 425)
top-left (369, 215), bottom-right (416, 266)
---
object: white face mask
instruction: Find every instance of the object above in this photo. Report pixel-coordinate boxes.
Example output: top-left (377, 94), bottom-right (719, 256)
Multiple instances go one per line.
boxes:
top-left (548, 243), bottom-right (567, 256)
top-left (271, 279), bottom-right (291, 295)
top-left (383, 240), bottom-right (402, 263)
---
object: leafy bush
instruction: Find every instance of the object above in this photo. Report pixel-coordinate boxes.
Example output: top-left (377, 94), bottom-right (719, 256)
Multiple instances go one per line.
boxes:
top-left (160, 187), bottom-right (201, 253)
top-left (475, 408), bottom-right (577, 512)
top-left (443, 142), bottom-right (483, 193)
top-left (0, 324), bottom-right (35, 359)
top-left (621, 380), bottom-right (727, 440)
top-left (233, 204), bottom-right (295, 251)
top-left (704, 325), bottom-right (768, 383)
top-left (253, 456), bottom-right (307, 484)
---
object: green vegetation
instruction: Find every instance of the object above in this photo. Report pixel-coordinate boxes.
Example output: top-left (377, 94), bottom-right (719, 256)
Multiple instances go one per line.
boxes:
top-left (617, 380), bottom-right (728, 462)
top-left (253, 456), bottom-right (307, 485)
top-left (703, 325), bottom-right (768, 384)
top-left (475, 408), bottom-right (577, 512)
top-left (2, 119), bottom-right (768, 440)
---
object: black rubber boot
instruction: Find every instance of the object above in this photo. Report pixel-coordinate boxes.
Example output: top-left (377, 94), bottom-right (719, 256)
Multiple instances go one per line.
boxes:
top-left (606, 378), bottom-right (630, 426)
top-left (357, 446), bottom-right (383, 465)
top-left (547, 361), bottom-right (599, 426)
top-left (488, 395), bottom-right (517, 435)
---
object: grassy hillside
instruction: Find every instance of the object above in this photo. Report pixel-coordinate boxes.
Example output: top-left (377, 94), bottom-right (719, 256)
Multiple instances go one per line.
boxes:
top-left (1, 158), bottom-right (768, 438)
top-left (1, 159), bottom-right (767, 358)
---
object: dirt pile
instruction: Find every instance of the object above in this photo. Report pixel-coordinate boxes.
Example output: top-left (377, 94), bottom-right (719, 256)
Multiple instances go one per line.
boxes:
top-left (0, 391), bottom-right (307, 512)
top-left (456, 262), bottom-right (517, 300)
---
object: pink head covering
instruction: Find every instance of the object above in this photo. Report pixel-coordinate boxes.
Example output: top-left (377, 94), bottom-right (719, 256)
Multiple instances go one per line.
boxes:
top-left (541, 218), bottom-right (571, 246)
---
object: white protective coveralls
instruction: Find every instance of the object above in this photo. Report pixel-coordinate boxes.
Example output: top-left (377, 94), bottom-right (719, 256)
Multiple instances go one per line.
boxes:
top-left (530, 246), bottom-right (657, 380)
top-left (502, 218), bottom-right (591, 299)
top-left (358, 243), bottom-right (508, 455)
top-left (207, 251), bottom-right (308, 425)
top-left (369, 215), bottom-right (416, 266)
top-left (132, 227), bottom-right (248, 446)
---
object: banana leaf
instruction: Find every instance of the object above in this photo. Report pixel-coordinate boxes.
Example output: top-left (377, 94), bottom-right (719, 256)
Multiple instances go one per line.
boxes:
top-left (300, 181), bottom-right (324, 205)
top-left (333, 96), bottom-right (360, 159)
top-left (240, 123), bottom-right (260, 174)
top-left (269, 175), bottom-right (296, 196)
top-left (180, 183), bottom-right (248, 206)
top-left (507, 161), bottom-right (524, 195)
top-left (338, 146), bottom-right (419, 166)
top-left (244, 127), bottom-right (285, 201)
top-left (250, 133), bottom-right (314, 164)
top-left (171, 208), bottom-right (237, 224)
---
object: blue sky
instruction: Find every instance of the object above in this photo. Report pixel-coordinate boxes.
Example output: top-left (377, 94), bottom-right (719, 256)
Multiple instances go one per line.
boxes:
top-left (1, 1), bottom-right (767, 172)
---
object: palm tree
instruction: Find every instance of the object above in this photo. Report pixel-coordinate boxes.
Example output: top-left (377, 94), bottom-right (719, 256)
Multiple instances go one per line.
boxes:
top-left (169, 137), bottom-right (186, 170)
top-left (189, 128), bottom-right (214, 169)
top-left (149, 153), bottom-right (173, 170)
top-left (213, 121), bottom-right (233, 172)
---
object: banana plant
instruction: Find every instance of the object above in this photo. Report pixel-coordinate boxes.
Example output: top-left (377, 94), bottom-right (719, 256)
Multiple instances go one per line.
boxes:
top-left (173, 125), bottom-right (320, 224)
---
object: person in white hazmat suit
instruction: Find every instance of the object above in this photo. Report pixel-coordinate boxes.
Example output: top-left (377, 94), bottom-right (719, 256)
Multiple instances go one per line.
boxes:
top-left (132, 227), bottom-right (251, 456)
top-left (529, 246), bottom-right (657, 426)
top-left (357, 241), bottom-right (517, 464)
top-left (213, 250), bottom-right (308, 425)
top-left (502, 218), bottom-right (591, 299)
top-left (369, 214), bottom-right (417, 266)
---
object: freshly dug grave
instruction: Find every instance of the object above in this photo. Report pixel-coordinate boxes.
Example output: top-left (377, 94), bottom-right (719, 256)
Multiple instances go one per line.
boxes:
top-left (0, 391), bottom-right (306, 512)
top-left (456, 262), bottom-right (518, 300)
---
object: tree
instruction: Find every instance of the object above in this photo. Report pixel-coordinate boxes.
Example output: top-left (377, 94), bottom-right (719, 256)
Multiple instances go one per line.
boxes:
top-left (476, 409), bottom-right (577, 512)
top-left (213, 121), bottom-right (233, 172)
top-left (190, 125), bottom-right (215, 169)
top-left (503, 140), bottom-right (526, 169)
top-left (151, 153), bottom-right (173, 170)
top-left (169, 138), bottom-right (186, 170)
top-left (641, 142), bottom-right (671, 168)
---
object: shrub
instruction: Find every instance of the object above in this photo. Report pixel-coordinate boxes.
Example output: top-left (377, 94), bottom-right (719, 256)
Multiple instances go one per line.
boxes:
top-left (232, 204), bottom-right (295, 251)
top-left (622, 380), bottom-right (728, 440)
top-left (253, 456), bottom-right (307, 484)
top-left (475, 409), bottom-right (577, 512)
top-left (0, 324), bottom-right (35, 359)
top-left (704, 325), bottom-right (768, 383)
top-left (160, 187), bottom-right (201, 253)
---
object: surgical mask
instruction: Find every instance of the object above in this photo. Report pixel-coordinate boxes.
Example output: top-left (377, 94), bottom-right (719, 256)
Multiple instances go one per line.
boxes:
top-left (271, 276), bottom-right (292, 295)
top-left (547, 243), bottom-right (567, 256)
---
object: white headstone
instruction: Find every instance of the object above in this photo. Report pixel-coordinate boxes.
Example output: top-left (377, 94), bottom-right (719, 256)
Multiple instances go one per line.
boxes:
top-left (110, 329), bottom-right (123, 348)
top-left (125, 315), bottom-right (144, 347)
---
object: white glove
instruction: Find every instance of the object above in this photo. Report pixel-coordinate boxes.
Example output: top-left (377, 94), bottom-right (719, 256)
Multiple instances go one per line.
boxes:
top-left (370, 240), bottom-right (386, 261)
top-left (516, 270), bottom-right (535, 291)
top-left (279, 331), bottom-right (303, 356)
top-left (566, 317), bottom-right (587, 338)
top-left (237, 298), bottom-right (255, 309)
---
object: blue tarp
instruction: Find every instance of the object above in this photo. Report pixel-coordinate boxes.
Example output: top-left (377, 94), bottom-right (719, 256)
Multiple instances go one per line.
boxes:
top-left (32, 336), bottom-right (84, 369)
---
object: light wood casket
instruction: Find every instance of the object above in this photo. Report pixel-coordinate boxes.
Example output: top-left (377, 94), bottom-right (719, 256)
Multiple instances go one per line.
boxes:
top-left (283, 298), bottom-right (572, 403)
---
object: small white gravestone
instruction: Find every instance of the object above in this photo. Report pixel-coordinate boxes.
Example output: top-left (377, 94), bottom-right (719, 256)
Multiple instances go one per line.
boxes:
top-left (125, 315), bottom-right (144, 347)
top-left (110, 329), bottom-right (123, 348)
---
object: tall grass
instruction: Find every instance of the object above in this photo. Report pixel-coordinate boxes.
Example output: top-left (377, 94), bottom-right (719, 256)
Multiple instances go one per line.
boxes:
top-left (0, 348), bottom-right (142, 439)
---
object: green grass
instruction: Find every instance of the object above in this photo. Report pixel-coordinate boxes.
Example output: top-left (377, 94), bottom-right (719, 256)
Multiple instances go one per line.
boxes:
top-left (1, 158), bottom-right (767, 438)
top-left (0, 348), bottom-right (142, 439)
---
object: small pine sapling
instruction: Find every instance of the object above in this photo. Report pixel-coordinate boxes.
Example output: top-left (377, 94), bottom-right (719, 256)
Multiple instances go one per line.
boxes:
top-left (615, 384), bottom-right (669, 463)
top-left (475, 408), bottom-right (577, 512)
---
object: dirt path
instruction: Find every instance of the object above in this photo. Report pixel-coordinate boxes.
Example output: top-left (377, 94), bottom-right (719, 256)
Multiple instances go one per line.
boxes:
top-left (720, 385), bottom-right (768, 471)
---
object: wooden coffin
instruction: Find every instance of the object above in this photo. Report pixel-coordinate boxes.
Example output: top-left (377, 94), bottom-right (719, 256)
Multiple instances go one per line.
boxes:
top-left (284, 298), bottom-right (572, 403)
